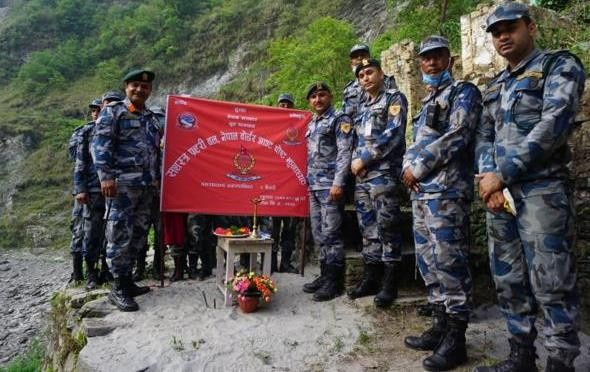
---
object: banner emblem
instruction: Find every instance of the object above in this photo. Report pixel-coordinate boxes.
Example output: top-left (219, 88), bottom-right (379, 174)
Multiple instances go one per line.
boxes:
top-left (227, 145), bottom-right (261, 182)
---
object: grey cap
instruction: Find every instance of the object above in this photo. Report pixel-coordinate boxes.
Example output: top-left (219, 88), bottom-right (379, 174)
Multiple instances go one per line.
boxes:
top-left (277, 93), bottom-right (294, 104)
top-left (151, 106), bottom-right (166, 116)
top-left (418, 35), bottom-right (450, 56)
top-left (101, 90), bottom-right (125, 102)
top-left (485, 2), bottom-right (530, 32)
top-left (349, 44), bottom-right (370, 57)
top-left (89, 98), bottom-right (102, 108)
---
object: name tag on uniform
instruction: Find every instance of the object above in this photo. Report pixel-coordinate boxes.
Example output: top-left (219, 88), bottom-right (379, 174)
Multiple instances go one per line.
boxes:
top-left (364, 122), bottom-right (372, 137)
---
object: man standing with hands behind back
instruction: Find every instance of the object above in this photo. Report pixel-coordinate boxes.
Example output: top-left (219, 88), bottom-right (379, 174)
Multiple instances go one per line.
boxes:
top-left (92, 69), bottom-right (162, 312)
top-left (474, 2), bottom-right (585, 371)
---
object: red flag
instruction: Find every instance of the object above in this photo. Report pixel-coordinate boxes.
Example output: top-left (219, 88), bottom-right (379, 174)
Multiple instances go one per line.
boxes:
top-left (161, 96), bottom-right (311, 217)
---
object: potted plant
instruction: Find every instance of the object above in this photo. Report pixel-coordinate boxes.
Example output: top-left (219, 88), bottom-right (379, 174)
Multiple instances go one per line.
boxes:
top-left (229, 270), bottom-right (277, 313)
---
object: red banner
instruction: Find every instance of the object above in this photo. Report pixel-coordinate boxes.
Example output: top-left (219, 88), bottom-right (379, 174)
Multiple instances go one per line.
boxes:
top-left (161, 96), bottom-right (311, 217)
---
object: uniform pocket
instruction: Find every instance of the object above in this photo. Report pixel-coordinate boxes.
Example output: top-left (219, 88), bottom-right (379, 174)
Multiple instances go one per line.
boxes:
top-left (511, 76), bottom-right (543, 132)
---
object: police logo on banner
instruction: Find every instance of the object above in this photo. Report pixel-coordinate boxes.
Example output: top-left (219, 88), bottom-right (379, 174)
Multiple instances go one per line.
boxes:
top-left (227, 145), bottom-right (262, 182)
top-left (283, 126), bottom-right (301, 145)
top-left (177, 112), bottom-right (197, 130)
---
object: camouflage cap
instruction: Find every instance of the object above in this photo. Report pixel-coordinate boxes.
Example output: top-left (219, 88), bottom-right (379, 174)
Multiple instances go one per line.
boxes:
top-left (88, 98), bottom-right (102, 108)
top-left (349, 43), bottom-right (370, 57)
top-left (418, 35), bottom-right (450, 56)
top-left (485, 2), bottom-right (530, 32)
top-left (101, 90), bottom-right (125, 102)
top-left (355, 58), bottom-right (381, 77)
top-left (306, 81), bottom-right (331, 99)
top-left (277, 93), bottom-right (294, 104)
top-left (122, 68), bottom-right (155, 83)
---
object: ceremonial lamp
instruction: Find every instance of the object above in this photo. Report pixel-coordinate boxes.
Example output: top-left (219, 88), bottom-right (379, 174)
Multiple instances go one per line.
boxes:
top-left (250, 196), bottom-right (262, 238)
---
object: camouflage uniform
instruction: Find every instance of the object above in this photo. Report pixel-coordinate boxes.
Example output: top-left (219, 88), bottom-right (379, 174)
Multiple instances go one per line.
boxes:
top-left (306, 106), bottom-right (353, 267)
top-left (476, 49), bottom-right (585, 363)
top-left (343, 75), bottom-right (397, 124)
top-left (354, 87), bottom-right (407, 264)
top-left (91, 98), bottom-right (162, 278)
top-left (403, 79), bottom-right (482, 320)
top-left (69, 125), bottom-right (87, 256)
top-left (74, 122), bottom-right (106, 263)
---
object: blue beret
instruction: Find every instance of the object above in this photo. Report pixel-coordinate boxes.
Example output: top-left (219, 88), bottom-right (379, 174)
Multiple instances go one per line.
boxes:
top-left (355, 58), bottom-right (381, 77)
top-left (306, 82), bottom-right (331, 99)
top-left (277, 93), bottom-right (294, 104)
top-left (123, 69), bottom-right (155, 83)
top-left (485, 2), bottom-right (530, 32)
top-left (418, 35), bottom-right (450, 56)
top-left (350, 44), bottom-right (370, 57)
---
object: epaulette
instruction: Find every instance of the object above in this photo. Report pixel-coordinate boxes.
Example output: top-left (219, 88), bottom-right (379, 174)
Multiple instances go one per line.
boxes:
top-left (107, 100), bottom-right (124, 107)
top-left (72, 124), bottom-right (86, 134)
top-left (484, 71), bottom-right (504, 94)
top-left (343, 80), bottom-right (355, 89)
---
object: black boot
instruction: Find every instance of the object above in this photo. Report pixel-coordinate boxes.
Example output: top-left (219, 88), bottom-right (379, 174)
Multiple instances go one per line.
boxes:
top-left (404, 304), bottom-right (447, 351)
top-left (199, 248), bottom-right (213, 280)
top-left (108, 277), bottom-right (139, 312)
top-left (98, 256), bottom-right (113, 284)
top-left (347, 262), bottom-right (383, 300)
top-left (85, 259), bottom-right (98, 291)
top-left (71, 253), bottom-right (84, 282)
top-left (416, 302), bottom-right (434, 317)
top-left (303, 261), bottom-right (326, 293)
top-left (545, 357), bottom-right (574, 372)
top-left (374, 262), bottom-right (398, 307)
top-left (188, 254), bottom-right (199, 279)
top-left (313, 264), bottom-right (343, 302)
top-left (133, 249), bottom-right (147, 282)
top-left (170, 255), bottom-right (185, 282)
top-left (422, 317), bottom-right (468, 371)
top-left (125, 274), bottom-right (150, 297)
top-left (473, 338), bottom-right (538, 372)
top-left (279, 249), bottom-right (297, 273)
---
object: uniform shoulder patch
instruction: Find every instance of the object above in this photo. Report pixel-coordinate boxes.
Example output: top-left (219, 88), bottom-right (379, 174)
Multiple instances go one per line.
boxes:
top-left (340, 122), bottom-right (352, 134)
top-left (388, 104), bottom-right (401, 116)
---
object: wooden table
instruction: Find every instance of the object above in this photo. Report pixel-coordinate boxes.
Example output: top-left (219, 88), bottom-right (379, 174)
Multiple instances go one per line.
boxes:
top-left (215, 236), bottom-right (273, 306)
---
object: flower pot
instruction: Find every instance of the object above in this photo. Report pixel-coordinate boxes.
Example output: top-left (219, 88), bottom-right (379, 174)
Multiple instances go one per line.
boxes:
top-left (237, 294), bottom-right (260, 313)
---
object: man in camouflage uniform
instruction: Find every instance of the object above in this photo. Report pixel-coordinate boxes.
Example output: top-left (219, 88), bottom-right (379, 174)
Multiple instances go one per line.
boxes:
top-left (302, 82), bottom-right (353, 301)
top-left (92, 69), bottom-right (162, 312)
top-left (347, 58), bottom-right (407, 308)
top-left (474, 3), bottom-right (585, 371)
top-left (73, 97), bottom-right (105, 290)
top-left (343, 44), bottom-right (397, 124)
top-left (185, 214), bottom-right (215, 280)
top-left (401, 36), bottom-right (482, 371)
top-left (271, 93), bottom-right (300, 273)
top-left (68, 99), bottom-right (102, 283)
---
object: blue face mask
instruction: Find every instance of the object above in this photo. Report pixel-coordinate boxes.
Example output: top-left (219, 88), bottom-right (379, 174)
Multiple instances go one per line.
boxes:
top-left (422, 70), bottom-right (451, 87)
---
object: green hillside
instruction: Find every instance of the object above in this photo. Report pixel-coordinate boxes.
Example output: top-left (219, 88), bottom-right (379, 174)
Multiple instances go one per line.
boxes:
top-left (0, 0), bottom-right (587, 250)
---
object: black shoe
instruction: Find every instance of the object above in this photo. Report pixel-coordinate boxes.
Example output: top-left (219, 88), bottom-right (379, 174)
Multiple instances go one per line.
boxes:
top-left (170, 255), bottom-right (185, 282)
top-left (188, 254), bottom-right (199, 279)
top-left (108, 278), bottom-right (139, 312)
top-left (347, 262), bottom-right (383, 300)
top-left (417, 303), bottom-right (434, 317)
top-left (404, 304), bottom-right (447, 351)
top-left (473, 338), bottom-right (538, 372)
top-left (125, 275), bottom-right (151, 297)
top-left (313, 265), bottom-right (343, 302)
top-left (303, 262), bottom-right (325, 293)
top-left (71, 254), bottom-right (84, 282)
top-left (374, 262), bottom-right (398, 307)
top-left (422, 317), bottom-right (468, 371)
top-left (545, 357), bottom-right (574, 372)
top-left (85, 259), bottom-right (98, 291)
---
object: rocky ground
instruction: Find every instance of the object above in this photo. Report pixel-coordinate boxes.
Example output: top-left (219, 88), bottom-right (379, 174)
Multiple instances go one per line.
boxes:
top-left (0, 249), bottom-right (70, 366)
